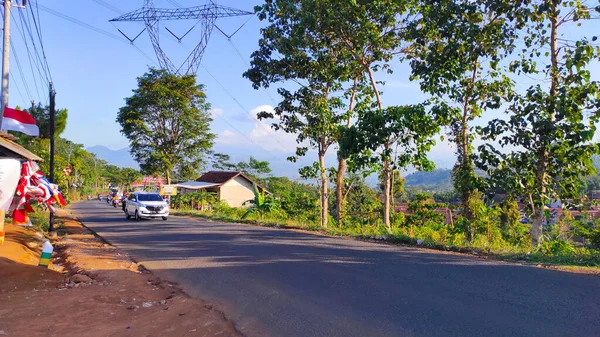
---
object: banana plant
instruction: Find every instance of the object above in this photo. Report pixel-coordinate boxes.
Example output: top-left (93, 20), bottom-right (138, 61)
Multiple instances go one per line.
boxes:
top-left (243, 184), bottom-right (280, 220)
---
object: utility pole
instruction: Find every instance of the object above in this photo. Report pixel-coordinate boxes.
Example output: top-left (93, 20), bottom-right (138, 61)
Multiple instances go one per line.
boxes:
top-left (48, 83), bottom-right (55, 234)
top-left (0, 0), bottom-right (12, 130)
top-left (0, 0), bottom-right (25, 129)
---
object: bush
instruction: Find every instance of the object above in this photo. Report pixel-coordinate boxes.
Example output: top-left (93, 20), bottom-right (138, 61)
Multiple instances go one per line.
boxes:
top-left (538, 239), bottom-right (576, 256)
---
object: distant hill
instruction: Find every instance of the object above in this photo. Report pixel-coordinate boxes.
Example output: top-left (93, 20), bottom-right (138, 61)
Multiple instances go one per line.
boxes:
top-left (404, 169), bottom-right (452, 190)
top-left (86, 145), bottom-right (139, 169)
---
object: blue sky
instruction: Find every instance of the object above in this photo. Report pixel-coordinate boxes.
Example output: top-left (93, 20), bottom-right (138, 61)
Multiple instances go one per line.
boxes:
top-left (6, 1), bottom-right (600, 178)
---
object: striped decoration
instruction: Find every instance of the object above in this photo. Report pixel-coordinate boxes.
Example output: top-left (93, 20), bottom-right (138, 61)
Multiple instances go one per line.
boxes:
top-left (38, 252), bottom-right (52, 268)
top-left (38, 241), bottom-right (53, 268)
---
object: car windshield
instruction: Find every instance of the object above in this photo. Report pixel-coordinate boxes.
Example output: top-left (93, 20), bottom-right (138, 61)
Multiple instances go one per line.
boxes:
top-left (137, 194), bottom-right (163, 202)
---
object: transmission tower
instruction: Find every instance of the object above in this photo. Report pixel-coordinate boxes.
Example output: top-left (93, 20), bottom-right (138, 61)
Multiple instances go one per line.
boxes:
top-left (110, 0), bottom-right (253, 75)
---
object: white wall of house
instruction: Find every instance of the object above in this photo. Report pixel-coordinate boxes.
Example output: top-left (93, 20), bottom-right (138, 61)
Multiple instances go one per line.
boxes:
top-left (219, 176), bottom-right (255, 207)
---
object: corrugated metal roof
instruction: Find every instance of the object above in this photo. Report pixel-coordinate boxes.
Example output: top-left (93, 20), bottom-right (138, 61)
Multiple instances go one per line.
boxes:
top-left (0, 135), bottom-right (42, 161)
top-left (175, 181), bottom-right (220, 190)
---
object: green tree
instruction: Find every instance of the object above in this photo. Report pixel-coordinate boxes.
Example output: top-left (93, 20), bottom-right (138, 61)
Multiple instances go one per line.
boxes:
top-left (27, 103), bottom-right (68, 138)
top-left (247, 0), bottom-right (414, 228)
top-left (379, 169), bottom-right (406, 203)
top-left (340, 105), bottom-right (441, 231)
top-left (121, 168), bottom-right (143, 191)
top-left (117, 68), bottom-right (215, 184)
top-left (408, 0), bottom-right (525, 232)
top-left (245, 0), bottom-right (353, 228)
top-left (237, 156), bottom-right (272, 179)
top-left (210, 152), bottom-right (237, 171)
top-left (479, 1), bottom-right (600, 246)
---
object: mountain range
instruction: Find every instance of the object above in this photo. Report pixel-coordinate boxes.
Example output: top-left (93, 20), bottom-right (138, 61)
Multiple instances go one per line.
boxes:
top-left (86, 144), bottom-right (317, 180)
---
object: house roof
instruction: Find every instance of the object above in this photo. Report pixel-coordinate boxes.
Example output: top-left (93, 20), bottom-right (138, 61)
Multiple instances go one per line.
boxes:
top-left (196, 171), bottom-right (269, 193)
top-left (175, 181), bottom-right (221, 190)
top-left (0, 132), bottom-right (42, 161)
top-left (196, 171), bottom-right (242, 184)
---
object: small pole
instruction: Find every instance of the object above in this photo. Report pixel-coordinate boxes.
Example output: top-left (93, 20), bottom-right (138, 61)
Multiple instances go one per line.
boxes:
top-left (48, 83), bottom-right (55, 234)
top-left (0, 0), bottom-right (12, 129)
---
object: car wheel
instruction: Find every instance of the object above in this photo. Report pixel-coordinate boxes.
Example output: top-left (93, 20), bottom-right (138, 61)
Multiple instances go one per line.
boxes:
top-left (162, 217), bottom-right (167, 221)
top-left (135, 210), bottom-right (140, 221)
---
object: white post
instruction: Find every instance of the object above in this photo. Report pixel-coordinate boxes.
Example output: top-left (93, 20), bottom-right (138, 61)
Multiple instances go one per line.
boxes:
top-left (0, 0), bottom-right (11, 130)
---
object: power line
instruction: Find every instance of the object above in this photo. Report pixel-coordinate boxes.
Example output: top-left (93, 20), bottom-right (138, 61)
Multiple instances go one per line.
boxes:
top-left (9, 70), bottom-right (27, 104)
top-left (90, 0), bottom-right (123, 15)
top-left (35, 3), bottom-right (157, 65)
top-left (19, 4), bottom-right (51, 85)
top-left (200, 63), bottom-right (293, 153)
top-left (29, 0), bottom-right (52, 84)
top-left (10, 39), bottom-right (33, 102)
top-left (167, 0), bottom-right (183, 7)
top-left (12, 10), bottom-right (45, 101)
top-left (215, 27), bottom-right (280, 107)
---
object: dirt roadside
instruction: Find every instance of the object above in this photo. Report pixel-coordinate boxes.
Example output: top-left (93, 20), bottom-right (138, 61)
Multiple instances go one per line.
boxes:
top-left (0, 212), bottom-right (244, 337)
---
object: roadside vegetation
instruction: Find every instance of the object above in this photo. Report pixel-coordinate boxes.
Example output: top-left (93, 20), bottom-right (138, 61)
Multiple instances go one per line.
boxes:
top-left (10, 0), bottom-right (600, 269)
top-left (167, 0), bottom-right (600, 268)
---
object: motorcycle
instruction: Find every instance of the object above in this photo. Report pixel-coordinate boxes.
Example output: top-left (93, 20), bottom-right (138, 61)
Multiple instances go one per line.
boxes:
top-left (112, 198), bottom-right (119, 208)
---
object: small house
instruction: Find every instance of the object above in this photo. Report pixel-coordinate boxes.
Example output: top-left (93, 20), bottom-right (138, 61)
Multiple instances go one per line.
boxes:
top-left (176, 171), bottom-right (268, 207)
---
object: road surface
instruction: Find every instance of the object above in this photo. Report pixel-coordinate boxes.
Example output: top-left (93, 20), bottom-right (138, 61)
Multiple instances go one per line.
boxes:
top-left (71, 201), bottom-right (600, 337)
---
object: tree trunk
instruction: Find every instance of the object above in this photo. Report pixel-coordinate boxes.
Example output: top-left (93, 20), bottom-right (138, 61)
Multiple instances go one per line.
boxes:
top-left (458, 57), bottom-right (479, 232)
top-left (531, 5), bottom-right (558, 247)
top-left (336, 78), bottom-right (358, 225)
top-left (383, 143), bottom-right (391, 231)
top-left (166, 171), bottom-right (171, 185)
top-left (531, 206), bottom-right (544, 247)
top-left (319, 149), bottom-right (328, 228)
top-left (366, 67), bottom-right (391, 229)
top-left (336, 157), bottom-right (346, 224)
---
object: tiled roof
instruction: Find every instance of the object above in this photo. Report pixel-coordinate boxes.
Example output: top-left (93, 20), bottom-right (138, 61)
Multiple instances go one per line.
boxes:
top-left (196, 171), bottom-right (242, 184)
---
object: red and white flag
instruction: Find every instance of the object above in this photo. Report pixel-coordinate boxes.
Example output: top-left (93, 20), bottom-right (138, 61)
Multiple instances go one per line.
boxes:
top-left (2, 106), bottom-right (39, 137)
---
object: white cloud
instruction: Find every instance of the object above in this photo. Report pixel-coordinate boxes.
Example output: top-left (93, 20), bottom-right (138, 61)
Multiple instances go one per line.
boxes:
top-left (210, 108), bottom-right (224, 117)
top-left (249, 104), bottom-right (275, 120)
top-left (215, 129), bottom-right (237, 144)
top-left (214, 104), bottom-right (300, 153)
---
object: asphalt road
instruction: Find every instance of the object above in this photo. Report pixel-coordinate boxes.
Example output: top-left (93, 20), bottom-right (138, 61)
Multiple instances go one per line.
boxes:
top-left (71, 201), bottom-right (600, 337)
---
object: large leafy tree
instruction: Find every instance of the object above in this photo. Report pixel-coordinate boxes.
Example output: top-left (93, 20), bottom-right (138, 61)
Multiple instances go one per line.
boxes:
top-left (479, 1), bottom-right (600, 246)
top-left (340, 104), bottom-right (441, 231)
top-left (117, 68), bottom-right (215, 184)
top-left (245, 0), bottom-right (355, 228)
top-left (408, 0), bottom-right (525, 239)
top-left (247, 0), bottom-right (411, 228)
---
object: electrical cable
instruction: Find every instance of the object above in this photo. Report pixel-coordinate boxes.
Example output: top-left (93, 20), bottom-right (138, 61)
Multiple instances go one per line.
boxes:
top-left (35, 3), bottom-right (158, 65)
top-left (12, 10), bottom-right (44, 100)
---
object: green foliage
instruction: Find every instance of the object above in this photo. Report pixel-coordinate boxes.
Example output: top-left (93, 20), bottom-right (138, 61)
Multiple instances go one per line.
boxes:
top-left (571, 215), bottom-right (600, 250)
top-left (405, 193), bottom-right (446, 227)
top-left (409, 0), bottom-right (524, 222)
top-left (478, 1), bottom-right (600, 246)
top-left (171, 190), bottom-right (218, 211)
top-left (243, 184), bottom-right (282, 220)
top-left (117, 68), bottom-right (215, 183)
top-left (264, 176), bottom-right (319, 223)
top-left (25, 103), bottom-right (68, 138)
top-left (499, 197), bottom-right (530, 247)
top-left (236, 156), bottom-right (272, 179)
top-left (342, 176), bottom-right (382, 226)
